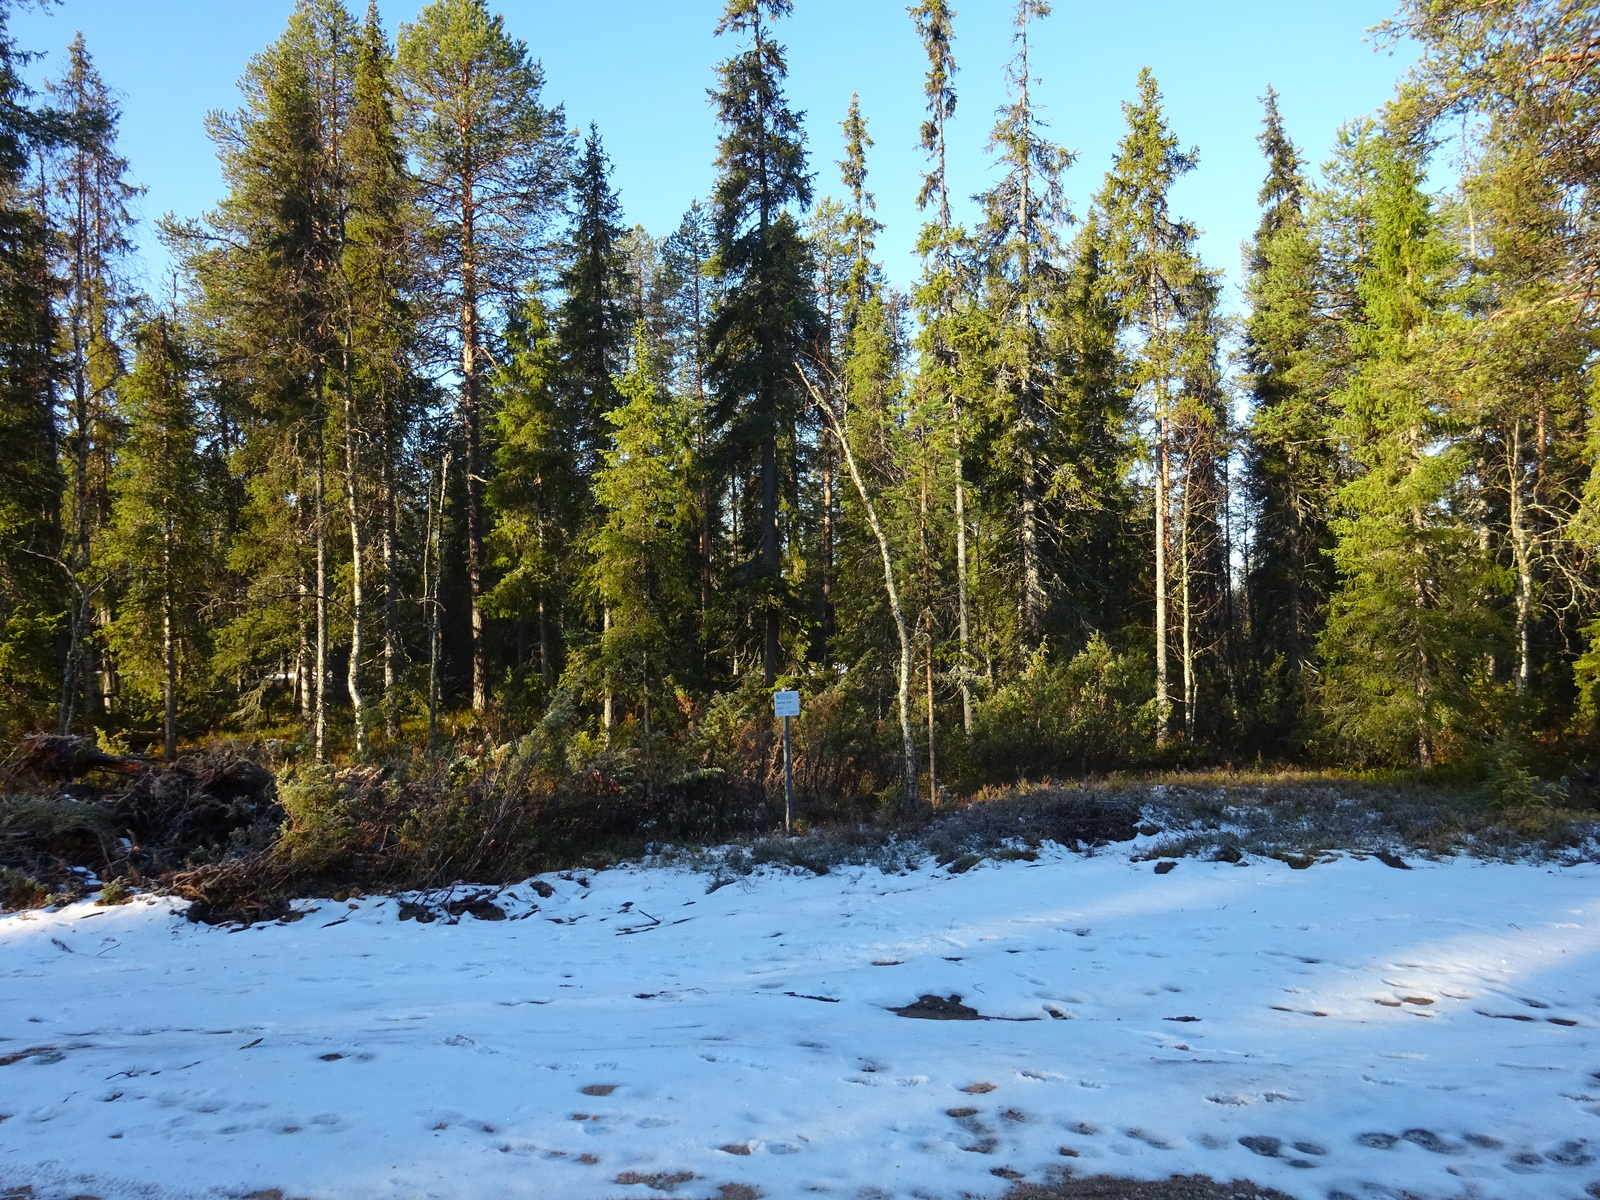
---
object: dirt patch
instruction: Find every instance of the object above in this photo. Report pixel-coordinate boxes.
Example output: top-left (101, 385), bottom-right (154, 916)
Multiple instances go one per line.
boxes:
top-left (0, 1046), bottom-right (63, 1067)
top-left (615, 1171), bottom-right (697, 1191)
top-left (1007, 1175), bottom-right (1296, 1199)
top-left (892, 994), bottom-right (981, 1020)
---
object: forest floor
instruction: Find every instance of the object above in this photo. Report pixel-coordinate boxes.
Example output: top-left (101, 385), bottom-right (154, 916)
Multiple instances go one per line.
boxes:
top-left (1, 835), bottom-right (1599, 1200)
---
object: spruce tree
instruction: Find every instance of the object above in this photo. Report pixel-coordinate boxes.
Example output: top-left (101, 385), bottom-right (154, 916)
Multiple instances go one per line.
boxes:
top-left (705, 0), bottom-right (819, 687)
top-left (486, 295), bottom-right (568, 702)
top-left (45, 34), bottom-right (140, 733)
top-left (555, 125), bottom-right (631, 488)
top-left (172, 0), bottom-right (357, 757)
top-left (1387, 0), bottom-right (1600, 303)
top-left (1094, 68), bottom-right (1208, 744)
top-left (1042, 212), bottom-right (1138, 655)
top-left (0, 4), bottom-right (71, 734)
top-left (342, 1), bottom-right (417, 744)
top-left (973, 0), bottom-right (1073, 649)
top-left (103, 314), bottom-right (209, 763)
top-left (585, 321), bottom-right (697, 752)
top-left (909, 0), bottom-right (975, 729)
top-left (1240, 90), bottom-right (1336, 748)
top-left (1319, 133), bottom-right (1501, 767)
top-left (661, 201), bottom-right (720, 653)
top-left (1449, 125), bottom-right (1592, 736)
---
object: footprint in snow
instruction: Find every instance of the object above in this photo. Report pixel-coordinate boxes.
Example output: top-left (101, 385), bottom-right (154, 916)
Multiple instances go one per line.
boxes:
top-left (1545, 1138), bottom-right (1595, 1166)
top-left (1238, 1135), bottom-right (1322, 1168)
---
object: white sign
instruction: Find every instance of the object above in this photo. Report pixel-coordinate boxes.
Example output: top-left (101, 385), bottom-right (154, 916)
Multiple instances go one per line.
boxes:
top-left (773, 690), bottom-right (801, 718)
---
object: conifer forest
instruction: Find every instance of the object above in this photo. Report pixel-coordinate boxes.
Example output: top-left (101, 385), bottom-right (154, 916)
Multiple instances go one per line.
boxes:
top-left (2, 0), bottom-right (1599, 823)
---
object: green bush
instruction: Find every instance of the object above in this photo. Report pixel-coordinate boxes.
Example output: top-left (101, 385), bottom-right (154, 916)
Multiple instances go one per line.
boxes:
top-left (96, 877), bottom-right (132, 905)
top-left (0, 865), bottom-right (48, 911)
top-left (275, 765), bottom-right (354, 868)
top-left (959, 636), bottom-right (1153, 787)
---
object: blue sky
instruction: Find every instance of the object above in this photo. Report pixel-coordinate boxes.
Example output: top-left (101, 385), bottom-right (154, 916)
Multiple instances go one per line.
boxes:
top-left (12, 0), bottom-right (1416, 305)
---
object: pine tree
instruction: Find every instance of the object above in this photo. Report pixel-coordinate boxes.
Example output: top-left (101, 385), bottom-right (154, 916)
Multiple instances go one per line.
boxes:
top-left (398, 0), bottom-right (568, 713)
top-left (706, 0), bottom-right (819, 687)
top-left (45, 34), bottom-right (141, 734)
top-left (103, 314), bottom-right (210, 762)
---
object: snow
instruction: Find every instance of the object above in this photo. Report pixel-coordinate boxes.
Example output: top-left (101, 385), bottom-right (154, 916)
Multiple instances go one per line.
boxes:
top-left (2, 847), bottom-right (1598, 1199)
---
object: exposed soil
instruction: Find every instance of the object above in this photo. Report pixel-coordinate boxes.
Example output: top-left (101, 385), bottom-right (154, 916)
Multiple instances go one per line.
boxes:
top-left (1007, 1174), bottom-right (1297, 1199)
top-left (892, 993), bottom-right (982, 1020)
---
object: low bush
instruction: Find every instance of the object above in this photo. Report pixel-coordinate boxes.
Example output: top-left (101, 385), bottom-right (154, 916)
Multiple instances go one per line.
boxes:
top-left (0, 864), bottom-right (47, 911)
top-left (957, 637), bottom-right (1154, 788)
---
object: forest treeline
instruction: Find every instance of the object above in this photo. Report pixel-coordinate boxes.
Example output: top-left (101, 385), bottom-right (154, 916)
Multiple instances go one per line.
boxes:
top-left (1, 0), bottom-right (1598, 809)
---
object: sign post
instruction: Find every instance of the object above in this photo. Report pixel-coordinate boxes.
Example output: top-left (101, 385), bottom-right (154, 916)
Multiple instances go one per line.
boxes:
top-left (773, 690), bottom-right (800, 833)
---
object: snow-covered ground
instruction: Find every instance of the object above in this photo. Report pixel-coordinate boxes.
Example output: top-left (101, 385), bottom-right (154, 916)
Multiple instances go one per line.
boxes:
top-left (1, 845), bottom-right (1598, 1200)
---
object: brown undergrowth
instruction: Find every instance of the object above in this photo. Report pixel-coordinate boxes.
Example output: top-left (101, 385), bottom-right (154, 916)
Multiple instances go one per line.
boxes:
top-left (3, 734), bottom-right (1596, 925)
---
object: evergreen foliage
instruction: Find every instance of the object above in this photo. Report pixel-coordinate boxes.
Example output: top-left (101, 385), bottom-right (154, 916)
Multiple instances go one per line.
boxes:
top-left (0, 0), bottom-right (1596, 798)
top-left (705, 0), bottom-right (819, 688)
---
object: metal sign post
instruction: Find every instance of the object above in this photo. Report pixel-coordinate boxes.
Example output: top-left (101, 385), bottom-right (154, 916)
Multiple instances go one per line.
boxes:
top-left (774, 690), bottom-right (800, 833)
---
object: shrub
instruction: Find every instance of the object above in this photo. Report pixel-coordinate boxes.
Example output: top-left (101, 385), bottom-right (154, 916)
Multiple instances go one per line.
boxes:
top-left (960, 636), bottom-right (1153, 787)
top-left (275, 765), bottom-right (354, 869)
top-left (0, 865), bottom-right (48, 911)
top-left (96, 877), bottom-right (132, 905)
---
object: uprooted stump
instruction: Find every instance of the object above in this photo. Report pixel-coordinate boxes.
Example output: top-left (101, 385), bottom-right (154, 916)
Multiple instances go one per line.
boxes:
top-left (444, 895), bottom-right (506, 921)
top-left (893, 993), bottom-right (983, 1020)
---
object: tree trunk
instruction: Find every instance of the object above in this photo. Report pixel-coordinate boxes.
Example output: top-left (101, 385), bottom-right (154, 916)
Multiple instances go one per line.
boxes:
top-left (344, 376), bottom-right (368, 759)
top-left (1154, 417), bottom-right (1171, 745)
top-left (314, 430), bottom-right (328, 762)
top-left (162, 528), bottom-right (177, 765)
top-left (602, 605), bottom-right (614, 745)
top-left (926, 636), bottom-right (937, 804)
top-left (953, 426), bottom-right (972, 733)
top-left (760, 433), bottom-right (780, 686)
top-left (380, 412), bottom-right (399, 741)
top-left (806, 371), bottom-right (918, 812)
top-left (1179, 440), bottom-right (1197, 743)
top-left (1508, 424), bottom-right (1533, 700)
top-left (425, 452), bottom-right (450, 748)
top-left (821, 438), bottom-right (835, 659)
top-left (462, 289), bottom-right (488, 713)
top-left (298, 568), bottom-right (312, 721)
top-left (1019, 452), bottom-right (1041, 641)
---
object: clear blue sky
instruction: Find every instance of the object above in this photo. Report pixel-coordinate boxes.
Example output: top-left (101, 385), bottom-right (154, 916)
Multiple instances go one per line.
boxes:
top-left (12, 0), bottom-right (1416, 305)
